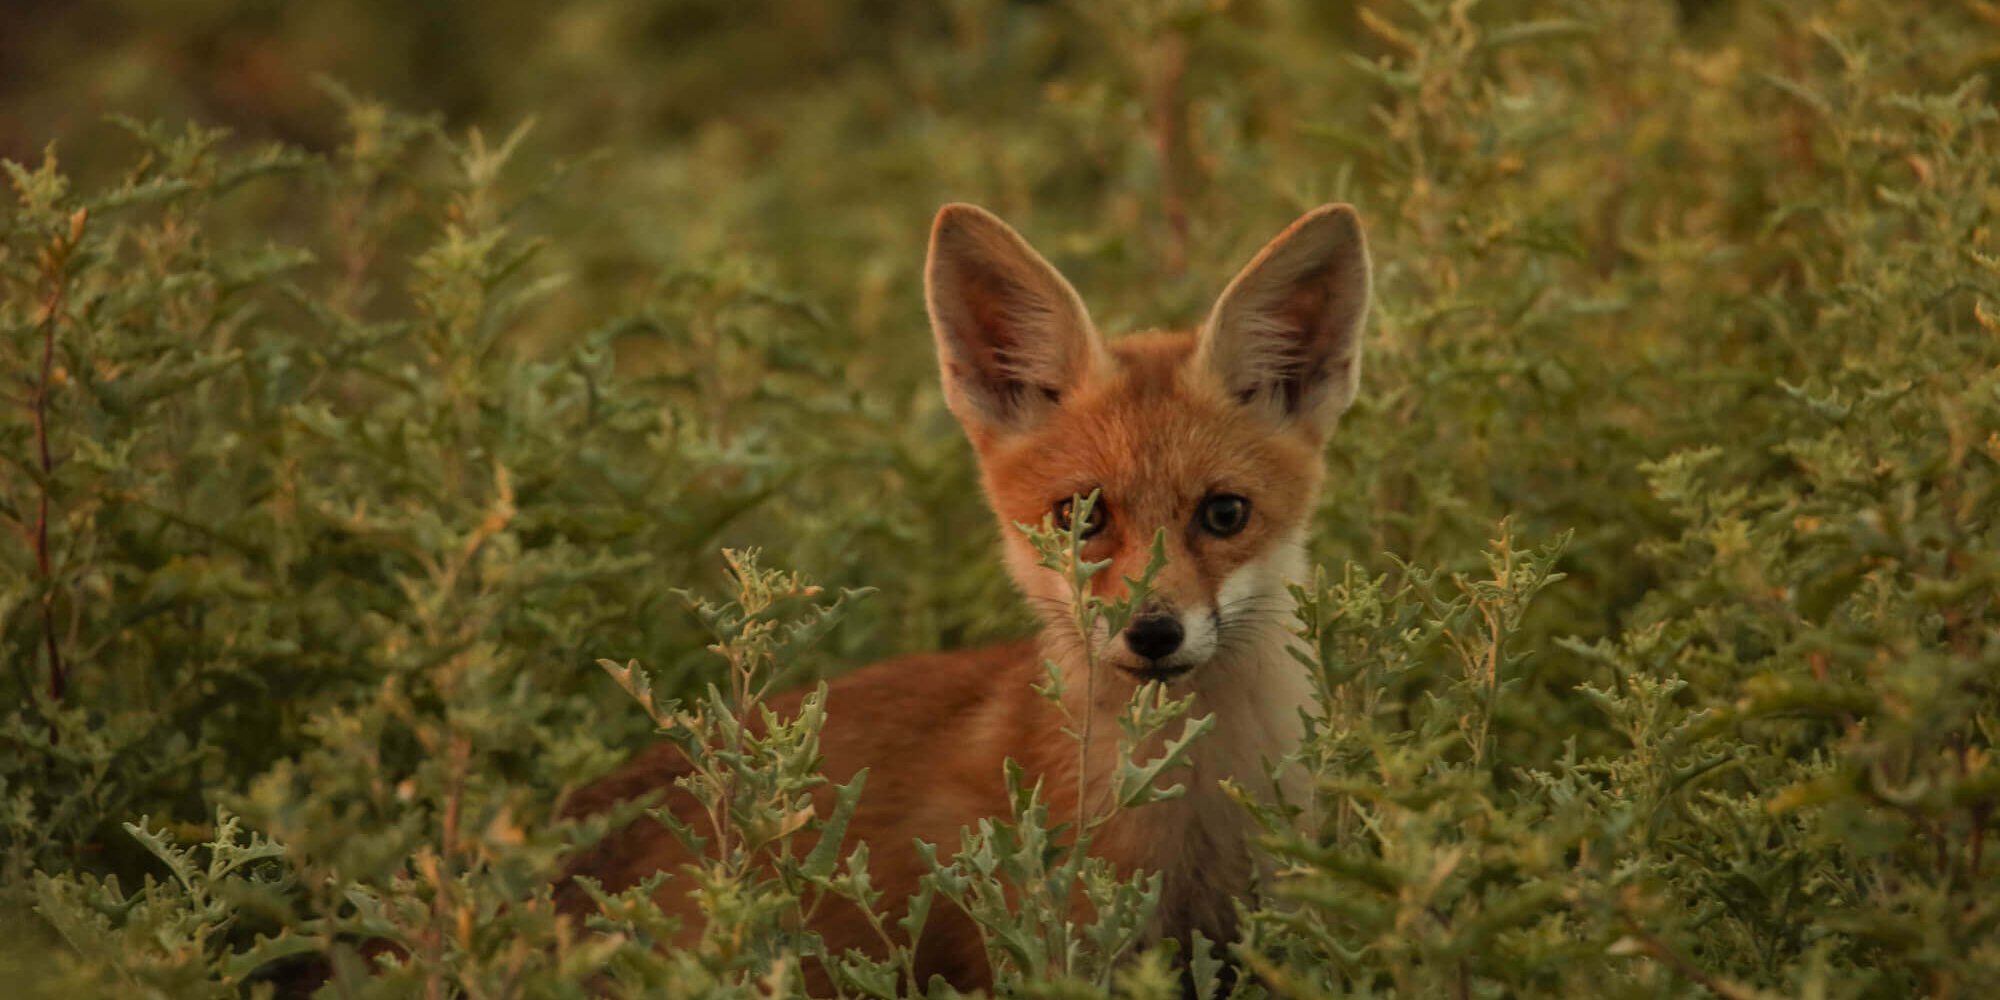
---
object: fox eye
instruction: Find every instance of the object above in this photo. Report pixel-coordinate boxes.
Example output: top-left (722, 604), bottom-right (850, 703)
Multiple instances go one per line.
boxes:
top-left (1052, 495), bottom-right (1108, 539)
top-left (1197, 494), bottom-right (1251, 537)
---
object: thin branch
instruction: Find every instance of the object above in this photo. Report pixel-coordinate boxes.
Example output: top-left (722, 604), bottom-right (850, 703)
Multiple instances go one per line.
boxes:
top-left (1148, 30), bottom-right (1190, 278)
top-left (31, 208), bottom-right (85, 742)
top-left (1620, 918), bottom-right (1765, 1000)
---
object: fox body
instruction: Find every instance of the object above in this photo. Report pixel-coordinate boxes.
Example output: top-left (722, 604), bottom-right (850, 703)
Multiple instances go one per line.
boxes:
top-left (558, 202), bottom-right (1372, 990)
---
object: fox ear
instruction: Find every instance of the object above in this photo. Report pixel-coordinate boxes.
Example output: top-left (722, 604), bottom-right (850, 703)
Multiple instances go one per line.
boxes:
top-left (1198, 204), bottom-right (1371, 430)
top-left (926, 204), bottom-right (1100, 434)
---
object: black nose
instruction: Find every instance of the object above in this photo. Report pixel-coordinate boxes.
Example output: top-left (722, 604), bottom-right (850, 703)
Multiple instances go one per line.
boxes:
top-left (1123, 614), bottom-right (1184, 661)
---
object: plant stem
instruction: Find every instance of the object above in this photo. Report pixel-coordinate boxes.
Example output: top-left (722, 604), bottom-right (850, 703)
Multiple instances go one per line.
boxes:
top-left (1148, 30), bottom-right (1190, 278)
top-left (32, 211), bottom-right (83, 742)
top-left (1071, 516), bottom-right (1096, 834)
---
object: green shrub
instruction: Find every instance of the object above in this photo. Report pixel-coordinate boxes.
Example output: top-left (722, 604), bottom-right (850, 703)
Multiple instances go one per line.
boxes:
top-left (4, 1), bottom-right (1996, 997)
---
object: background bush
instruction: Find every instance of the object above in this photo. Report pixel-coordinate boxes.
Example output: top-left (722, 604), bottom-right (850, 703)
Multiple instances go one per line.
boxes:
top-left (3, 0), bottom-right (1997, 996)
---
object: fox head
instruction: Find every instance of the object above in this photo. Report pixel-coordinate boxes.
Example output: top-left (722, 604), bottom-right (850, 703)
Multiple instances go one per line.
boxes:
top-left (925, 203), bottom-right (1370, 682)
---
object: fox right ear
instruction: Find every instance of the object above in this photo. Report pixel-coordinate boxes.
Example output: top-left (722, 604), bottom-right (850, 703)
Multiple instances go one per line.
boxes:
top-left (1198, 204), bottom-right (1371, 433)
top-left (926, 204), bottom-right (1101, 434)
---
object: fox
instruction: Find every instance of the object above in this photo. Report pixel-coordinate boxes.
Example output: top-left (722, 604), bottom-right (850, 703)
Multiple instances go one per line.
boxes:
top-left (556, 201), bottom-right (1372, 992)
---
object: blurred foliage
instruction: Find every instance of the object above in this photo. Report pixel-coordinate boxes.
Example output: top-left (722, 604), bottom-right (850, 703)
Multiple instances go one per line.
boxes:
top-left (4, 0), bottom-right (1999, 996)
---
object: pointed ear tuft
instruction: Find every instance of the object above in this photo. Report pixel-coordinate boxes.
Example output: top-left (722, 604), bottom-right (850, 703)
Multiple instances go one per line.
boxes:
top-left (926, 204), bottom-right (1100, 434)
top-left (1197, 204), bottom-right (1372, 430)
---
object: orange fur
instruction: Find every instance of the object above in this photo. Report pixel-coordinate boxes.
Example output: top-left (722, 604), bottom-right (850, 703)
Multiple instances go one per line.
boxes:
top-left (557, 202), bottom-right (1372, 992)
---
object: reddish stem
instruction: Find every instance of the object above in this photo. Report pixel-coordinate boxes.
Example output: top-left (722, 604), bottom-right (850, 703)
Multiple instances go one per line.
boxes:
top-left (32, 213), bottom-right (80, 741)
top-left (1149, 32), bottom-right (1190, 278)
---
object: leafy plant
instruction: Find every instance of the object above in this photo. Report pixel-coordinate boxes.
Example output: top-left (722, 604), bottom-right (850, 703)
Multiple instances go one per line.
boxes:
top-left (916, 496), bottom-right (1212, 995)
top-left (4, 0), bottom-right (1998, 997)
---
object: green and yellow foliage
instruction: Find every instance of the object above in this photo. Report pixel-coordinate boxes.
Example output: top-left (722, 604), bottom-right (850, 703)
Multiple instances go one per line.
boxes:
top-left (3, 1), bottom-right (1997, 996)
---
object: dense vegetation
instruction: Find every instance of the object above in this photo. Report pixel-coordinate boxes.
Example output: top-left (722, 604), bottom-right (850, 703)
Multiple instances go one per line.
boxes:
top-left (4, 1), bottom-right (1997, 996)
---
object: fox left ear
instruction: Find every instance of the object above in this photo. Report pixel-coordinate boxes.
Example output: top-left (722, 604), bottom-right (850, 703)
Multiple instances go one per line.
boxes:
top-left (1197, 204), bottom-right (1371, 431)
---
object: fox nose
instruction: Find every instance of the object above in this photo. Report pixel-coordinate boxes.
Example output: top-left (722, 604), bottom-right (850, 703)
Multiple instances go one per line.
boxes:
top-left (1123, 614), bottom-right (1184, 661)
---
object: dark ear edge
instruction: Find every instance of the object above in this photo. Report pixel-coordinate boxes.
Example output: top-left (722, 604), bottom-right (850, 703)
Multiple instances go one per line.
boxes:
top-left (925, 203), bottom-right (1101, 431)
top-left (1197, 204), bottom-right (1371, 428)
